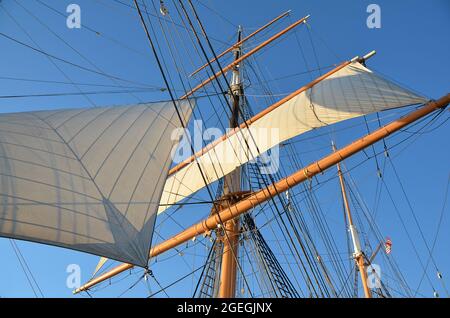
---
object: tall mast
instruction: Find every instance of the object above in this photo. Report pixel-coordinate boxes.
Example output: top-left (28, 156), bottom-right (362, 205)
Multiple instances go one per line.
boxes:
top-left (218, 26), bottom-right (243, 298)
top-left (190, 11), bottom-right (291, 77)
top-left (180, 15), bottom-right (309, 99)
top-left (333, 143), bottom-right (372, 298)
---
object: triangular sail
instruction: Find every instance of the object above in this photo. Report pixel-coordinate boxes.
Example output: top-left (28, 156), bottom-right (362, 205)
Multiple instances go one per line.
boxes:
top-left (158, 62), bottom-right (426, 214)
top-left (0, 100), bottom-right (193, 267)
top-left (92, 256), bottom-right (109, 278)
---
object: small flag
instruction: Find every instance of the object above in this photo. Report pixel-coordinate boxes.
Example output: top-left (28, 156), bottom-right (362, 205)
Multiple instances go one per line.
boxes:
top-left (385, 237), bottom-right (392, 254)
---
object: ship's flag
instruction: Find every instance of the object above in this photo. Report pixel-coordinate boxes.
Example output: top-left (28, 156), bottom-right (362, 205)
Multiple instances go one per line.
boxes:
top-left (385, 237), bottom-right (392, 254)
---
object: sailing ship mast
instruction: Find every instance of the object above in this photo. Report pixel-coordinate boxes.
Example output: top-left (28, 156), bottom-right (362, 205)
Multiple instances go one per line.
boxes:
top-left (179, 14), bottom-right (310, 99)
top-left (333, 142), bottom-right (372, 298)
top-left (217, 26), bottom-right (243, 298)
top-left (189, 11), bottom-right (290, 77)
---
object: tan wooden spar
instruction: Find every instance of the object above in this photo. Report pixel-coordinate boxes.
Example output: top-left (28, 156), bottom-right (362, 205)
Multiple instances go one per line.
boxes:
top-left (179, 14), bottom-right (310, 100)
top-left (189, 10), bottom-right (291, 77)
top-left (334, 144), bottom-right (372, 298)
top-left (217, 27), bottom-right (243, 298)
top-left (218, 207), bottom-right (240, 298)
top-left (74, 93), bottom-right (449, 294)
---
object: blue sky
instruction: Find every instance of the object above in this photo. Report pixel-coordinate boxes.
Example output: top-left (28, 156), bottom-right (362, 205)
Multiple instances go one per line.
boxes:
top-left (0, 0), bottom-right (448, 298)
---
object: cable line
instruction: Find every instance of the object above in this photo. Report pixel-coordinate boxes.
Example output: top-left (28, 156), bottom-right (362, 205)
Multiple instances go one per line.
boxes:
top-left (0, 31), bottom-right (157, 88)
top-left (9, 240), bottom-right (44, 298)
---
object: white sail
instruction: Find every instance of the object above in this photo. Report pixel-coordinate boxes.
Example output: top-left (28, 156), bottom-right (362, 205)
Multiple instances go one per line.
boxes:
top-left (0, 100), bottom-right (193, 267)
top-left (158, 62), bottom-right (426, 214)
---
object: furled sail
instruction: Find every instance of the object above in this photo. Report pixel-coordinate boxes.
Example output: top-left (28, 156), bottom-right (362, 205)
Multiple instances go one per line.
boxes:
top-left (158, 61), bottom-right (426, 214)
top-left (0, 100), bottom-right (193, 267)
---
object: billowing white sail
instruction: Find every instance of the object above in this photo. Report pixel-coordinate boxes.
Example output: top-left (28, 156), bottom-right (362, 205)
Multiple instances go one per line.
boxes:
top-left (0, 100), bottom-right (193, 267)
top-left (158, 62), bottom-right (426, 214)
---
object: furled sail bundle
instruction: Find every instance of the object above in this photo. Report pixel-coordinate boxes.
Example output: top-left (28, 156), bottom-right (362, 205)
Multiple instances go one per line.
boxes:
top-left (0, 100), bottom-right (193, 267)
top-left (158, 61), bottom-right (427, 214)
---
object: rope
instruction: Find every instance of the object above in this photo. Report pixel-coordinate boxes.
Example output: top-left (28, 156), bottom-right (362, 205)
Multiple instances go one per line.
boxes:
top-left (9, 240), bottom-right (44, 298)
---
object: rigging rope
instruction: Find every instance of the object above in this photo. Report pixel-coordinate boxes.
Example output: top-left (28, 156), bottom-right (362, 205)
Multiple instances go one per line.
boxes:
top-left (0, 31), bottom-right (155, 88)
top-left (8, 240), bottom-right (44, 298)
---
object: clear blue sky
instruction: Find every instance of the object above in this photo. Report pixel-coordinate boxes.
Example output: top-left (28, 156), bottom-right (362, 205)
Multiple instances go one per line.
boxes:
top-left (0, 0), bottom-right (448, 298)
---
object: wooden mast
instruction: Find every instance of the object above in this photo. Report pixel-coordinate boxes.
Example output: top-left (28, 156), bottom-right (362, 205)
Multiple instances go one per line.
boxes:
top-left (180, 14), bottom-right (310, 99)
top-left (74, 93), bottom-right (449, 294)
top-left (333, 143), bottom-right (372, 298)
top-left (217, 26), bottom-right (243, 298)
top-left (189, 10), bottom-right (291, 77)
